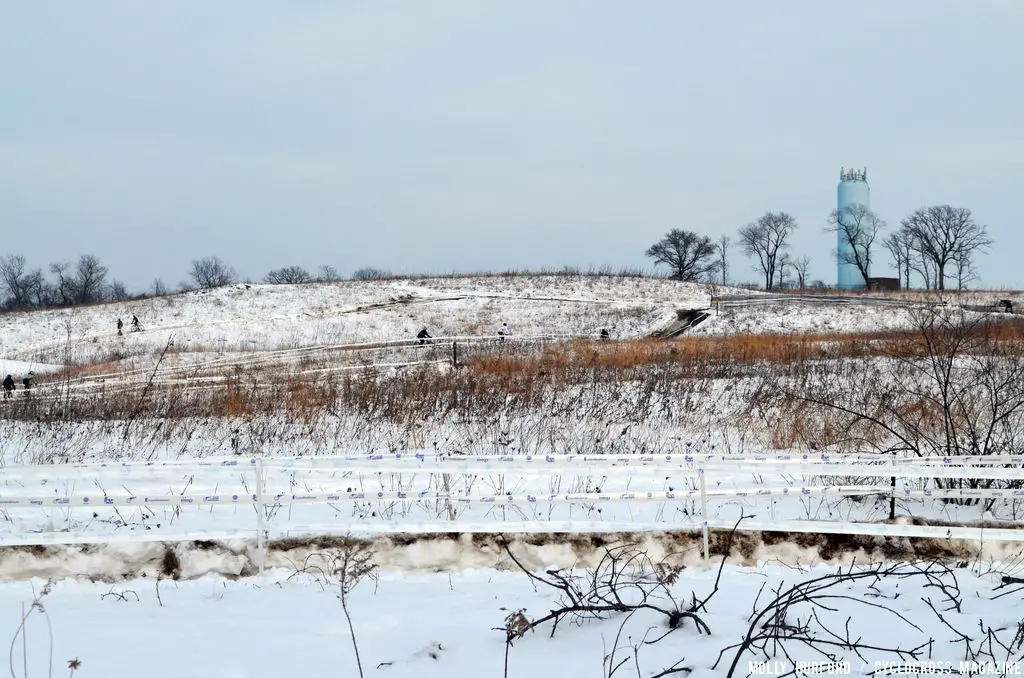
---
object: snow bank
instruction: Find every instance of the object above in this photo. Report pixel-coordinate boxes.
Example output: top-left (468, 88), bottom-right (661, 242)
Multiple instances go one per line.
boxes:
top-left (0, 527), bottom-right (1016, 583)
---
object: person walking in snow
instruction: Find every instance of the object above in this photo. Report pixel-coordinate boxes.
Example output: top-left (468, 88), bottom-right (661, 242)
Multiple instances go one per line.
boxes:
top-left (21, 372), bottom-right (34, 392)
top-left (497, 322), bottom-right (510, 343)
top-left (416, 327), bottom-right (432, 345)
top-left (117, 318), bottom-right (123, 336)
top-left (2, 375), bottom-right (13, 399)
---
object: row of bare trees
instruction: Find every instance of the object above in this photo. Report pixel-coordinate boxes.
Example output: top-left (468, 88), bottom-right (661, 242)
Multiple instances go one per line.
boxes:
top-left (646, 204), bottom-right (991, 290)
top-left (0, 254), bottom-right (127, 310)
top-left (827, 204), bottom-right (990, 291)
top-left (644, 215), bottom-right (809, 290)
top-left (0, 253), bottom-right (347, 310)
top-left (884, 206), bottom-right (991, 291)
top-left (264, 264), bottom-right (343, 285)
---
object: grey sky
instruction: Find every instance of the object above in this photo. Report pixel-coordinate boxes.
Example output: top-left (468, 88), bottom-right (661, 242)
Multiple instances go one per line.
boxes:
top-left (2, 1), bottom-right (1022, 290)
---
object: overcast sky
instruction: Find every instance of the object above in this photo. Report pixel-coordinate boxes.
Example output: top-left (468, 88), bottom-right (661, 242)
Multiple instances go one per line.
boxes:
top-left (2, 1), bottom-right (1022, 290)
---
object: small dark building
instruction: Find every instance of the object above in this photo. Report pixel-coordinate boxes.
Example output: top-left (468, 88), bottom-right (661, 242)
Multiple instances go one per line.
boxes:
top-left (867, 277), bottom-right (900, 292)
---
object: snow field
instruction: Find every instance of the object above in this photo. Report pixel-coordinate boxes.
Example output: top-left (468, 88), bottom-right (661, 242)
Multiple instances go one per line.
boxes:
top-left (0, 277), bottom-right (721, 367)
top-left (4, 559), bottom-right (1022, 678)
top-left (3, 276), bottom-right (1024, 674)
top-left (1, 276), bottom-right (990, 374)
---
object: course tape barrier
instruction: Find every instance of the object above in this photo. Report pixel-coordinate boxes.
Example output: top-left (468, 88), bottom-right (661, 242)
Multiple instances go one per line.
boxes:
top-left (276, 518), bottom-right (1024, 542)
top-left (2, 451), bottom-right (1022, 480)
top-left (5, 452), bottom-right (1024, 553)
top-left (0, 484), bottom-right (888, 509)
top-left (4, 484), bottom-right (1019, 510)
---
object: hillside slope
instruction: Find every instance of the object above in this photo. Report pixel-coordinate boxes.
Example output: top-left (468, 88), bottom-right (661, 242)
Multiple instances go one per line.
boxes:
top-left (0, 276), bottom-right (727, 368)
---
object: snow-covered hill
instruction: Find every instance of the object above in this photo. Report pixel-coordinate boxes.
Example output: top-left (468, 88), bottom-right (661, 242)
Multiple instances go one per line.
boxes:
top-left (0, 275), bottom-right (1012, 373)
top-left (0, 276), bottom-right (728, 369)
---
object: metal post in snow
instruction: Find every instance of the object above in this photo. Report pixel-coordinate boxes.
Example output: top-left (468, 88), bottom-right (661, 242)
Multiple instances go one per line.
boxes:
top-left (255, 457), bottom-right (266, 574)
top-left (452, 341), bottom-right (458, 368)
top-left (889, 452), bottom-right (896, 520)
top-left (699, 467), bottom-right (709, 560)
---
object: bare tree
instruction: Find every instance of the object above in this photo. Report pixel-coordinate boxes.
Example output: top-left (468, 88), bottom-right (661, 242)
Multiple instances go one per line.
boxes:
top-left (24, 269), bottom-right (48, 307)
top-left (738, 211), bottom-right (798, 290)
top-left (316, 264), bottom-right (341, 282)
top-left (644, 229), bottom-right (719, 282)
top-left (351, 267), bottom-right (391, 281)
top-left (827, 204), bottom-right (885, 282)
top-left (900, 206), bottom-right (991, 291)
top-left (48, 261), bottom-right (75, 305)
top-left (950, 247), bottom-right (979, 291)
top-left (792, 255), bottom-right (812, 289)
top-left (73, 254), bottom-right (108, 304)
top-left (107, 279), bottom-right (130, 301)
top-left (882, 230), bottom-right (913, 289)
top-left (190, 256), bottom-right (237, 289)
top-left (264, 265), bottom-right (311, 285)
top-left (909, 242), bottom-right (938, 290)
top-left (0, 255), bottom-right (33, 308)
top-left (776, 253), bottom-right (792, 289)
top-left (151, 278), bottom-right (169, 296)
top-left (718, 235), bottom-right (731, 286)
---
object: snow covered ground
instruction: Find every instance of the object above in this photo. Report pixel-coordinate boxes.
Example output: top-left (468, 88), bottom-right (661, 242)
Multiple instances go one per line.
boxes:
top-left (6, 560), bottom-right (1024, 677)
top-left (0, 276), bottom-right (724, 367)
top-left (0, 276), bottom-right (998, 374)
top-left (0, 359), bottom-right (61, 378)
top-left (2, 276), bottom-right (1023, 677)
top-left (693, 302), bottom-right (923, 336)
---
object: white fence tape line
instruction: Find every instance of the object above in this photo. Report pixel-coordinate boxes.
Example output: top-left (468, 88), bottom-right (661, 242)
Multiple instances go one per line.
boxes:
top-left (900, 488), bottom-right (1024, 499)
top-left (695, 463), bottom-right (1024, 481)
top-left (4, 451), bottom-right (1024, 549)
top-left (276, 519), bottom-right (1024, 542)
top-left (8, 484), bottom-right (1020, 509)
top-left (2, 451), bottom-right (1020, 479)
top-left (703, 518), bottom-right (1024, 542)
top-left (0, 485), bottom-right (887, 509)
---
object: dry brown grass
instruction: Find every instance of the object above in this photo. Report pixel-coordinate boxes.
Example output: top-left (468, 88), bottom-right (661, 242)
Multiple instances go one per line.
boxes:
top-left (468, 319), bottom-right (1024, 378)
top-left (10, 315), bottom-right (1024, 431)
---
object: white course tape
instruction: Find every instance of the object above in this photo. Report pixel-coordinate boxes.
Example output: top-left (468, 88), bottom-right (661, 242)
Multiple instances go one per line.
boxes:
top-left (276, 519), bottom-right (1024, 542)
top-left (0, 485), bottom-right (886, 509)
top-left (900, 487), bottom-right (1024, 499)
top-left (2, 451), bottom-right (1020, 481)
top-left (696, 463), bottom-right (1024, 481)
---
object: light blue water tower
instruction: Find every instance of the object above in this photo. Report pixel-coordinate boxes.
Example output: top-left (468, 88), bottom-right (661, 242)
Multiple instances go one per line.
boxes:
top-left (837, 167), bottom-right (870, 290)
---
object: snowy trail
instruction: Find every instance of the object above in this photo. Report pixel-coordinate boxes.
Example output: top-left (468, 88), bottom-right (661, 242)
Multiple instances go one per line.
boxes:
top-left (42, 333), bottom-right (564, 388)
